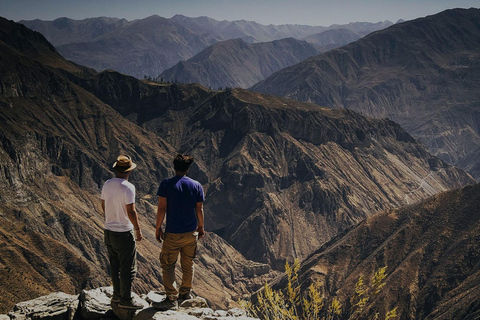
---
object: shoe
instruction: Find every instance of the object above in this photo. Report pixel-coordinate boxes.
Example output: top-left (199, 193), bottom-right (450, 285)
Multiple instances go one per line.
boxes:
top-left (178, 292), bottom-right (193, 300)
top-left (152, 298), bottom-right (178, 311)
top-left (118, 299), bottom-right (144, 310)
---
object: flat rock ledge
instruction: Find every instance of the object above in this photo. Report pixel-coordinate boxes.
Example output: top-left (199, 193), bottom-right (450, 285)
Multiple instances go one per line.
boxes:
top-left (4, 287), bottom-right (259, 320)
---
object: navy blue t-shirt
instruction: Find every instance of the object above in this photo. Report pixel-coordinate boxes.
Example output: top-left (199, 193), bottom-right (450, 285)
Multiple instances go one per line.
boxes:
top-left (157, 175), bottom-right (205, 233)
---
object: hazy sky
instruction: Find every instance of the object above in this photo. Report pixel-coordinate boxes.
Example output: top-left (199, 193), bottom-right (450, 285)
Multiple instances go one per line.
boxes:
top-left (1, 0), bottom-right (479, 26)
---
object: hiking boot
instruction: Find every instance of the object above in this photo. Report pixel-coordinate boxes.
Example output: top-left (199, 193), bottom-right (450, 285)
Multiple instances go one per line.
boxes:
top-left (118, 299), bottom-right (144, 310)
top-left (111, 296), bottom-right (120, 303)
top-left (178, 292), bottom-right (193, 300)
top-left (152, 298), bottom-right (178, 311)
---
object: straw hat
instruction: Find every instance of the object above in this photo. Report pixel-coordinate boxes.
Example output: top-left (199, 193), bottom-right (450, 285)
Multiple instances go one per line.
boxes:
top-left (112, 155), bottom-right (137, 172)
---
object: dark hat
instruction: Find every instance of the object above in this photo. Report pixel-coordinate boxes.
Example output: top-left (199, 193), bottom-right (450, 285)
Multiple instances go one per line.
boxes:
top-left (113, 155), bottom-right (137, 172)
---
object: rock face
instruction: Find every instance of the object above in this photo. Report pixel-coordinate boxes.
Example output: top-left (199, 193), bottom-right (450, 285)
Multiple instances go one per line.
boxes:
top-left (7, 287), bottom-right (258, 320)
top-left (159, 38), bottom-right (320, 89)
top-left (8, 292), bottom-right (78, 320)
top-left (251, 8), bottom-right (480, 179)
top-left (20, 15), bottom-right (392, 79)
top-left (272, 183), bottom-right (480, 319)
top-left (0, 16), bottom-right (474, 315)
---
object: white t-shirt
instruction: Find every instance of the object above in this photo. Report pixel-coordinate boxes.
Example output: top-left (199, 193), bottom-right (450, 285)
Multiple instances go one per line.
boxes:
top-left (101, 178), bottom-right (135, 232)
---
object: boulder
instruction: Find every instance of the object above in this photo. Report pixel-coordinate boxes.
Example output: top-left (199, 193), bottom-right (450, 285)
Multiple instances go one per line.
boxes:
top-left (228, 308), bottom-right (247, 317)
top-left (79, 287), bottom-right (148, 320)
top-left (186, 308), bottom-right (214, 317)
top-left (143, 291), bottom-right (165, 305)
top-left (8, 292), bottom-right (78, 320)
top-left (79, 287), bottom-right (115, 319)
top-left (179, 297), bottom-right (208, 309)
top-left (212, 310), bottom-right (229, 317)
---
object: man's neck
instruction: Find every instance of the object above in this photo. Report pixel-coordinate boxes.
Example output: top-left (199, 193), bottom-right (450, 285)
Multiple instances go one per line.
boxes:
top-left (175, 171), bottom-right (187, 177)
top-left (116, 172), bottom-right (130, 180)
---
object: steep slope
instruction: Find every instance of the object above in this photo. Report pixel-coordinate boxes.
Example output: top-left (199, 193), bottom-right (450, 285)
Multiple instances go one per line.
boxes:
top-left (79, 71), bottom-right (474, 270)
top-left (252, 8), bottom-right (480, 179)
top-left (159, 38), bottom-right (320, 89)
top-left (55, 15), bottom-right (215, 78)
top-left (0, 18), bottom-right (274, 312)
top-left (278, 183), bottom-right (480, 319)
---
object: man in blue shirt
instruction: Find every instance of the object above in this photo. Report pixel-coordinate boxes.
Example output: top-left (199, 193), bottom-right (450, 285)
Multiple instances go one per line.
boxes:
top-left (155, 154), bottom-right (205, 309)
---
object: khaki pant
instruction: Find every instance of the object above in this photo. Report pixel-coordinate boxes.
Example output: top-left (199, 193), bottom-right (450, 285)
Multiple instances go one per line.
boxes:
top-left (160, 231), bottom-right (198, 299)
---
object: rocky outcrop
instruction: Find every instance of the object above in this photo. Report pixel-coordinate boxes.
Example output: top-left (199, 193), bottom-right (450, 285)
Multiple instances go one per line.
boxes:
top-left (8, 292), bottom-right (78, 320)
top-left (252, 8), bottom-right (480, 179)
top-left (6, 288), bottom-right (258, 320)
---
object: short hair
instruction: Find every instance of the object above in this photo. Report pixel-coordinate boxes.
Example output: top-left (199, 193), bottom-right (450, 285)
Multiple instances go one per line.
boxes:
top-left (173, 154), bottom-right (194, 172)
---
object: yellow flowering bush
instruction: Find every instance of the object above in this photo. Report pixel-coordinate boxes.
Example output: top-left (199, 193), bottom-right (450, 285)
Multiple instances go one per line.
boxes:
top-left (241, 260), bottom-right (397, 320)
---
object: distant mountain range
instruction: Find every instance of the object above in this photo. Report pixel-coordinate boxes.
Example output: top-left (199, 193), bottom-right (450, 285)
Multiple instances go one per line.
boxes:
top-left (19, 15), bottom-right (393, 79)
top-left (158, 28), bottom-right (367, 90)
top-left (252, 8), bottom-right (480, 180)
top-left (303, 28), bottom-right (362, 49)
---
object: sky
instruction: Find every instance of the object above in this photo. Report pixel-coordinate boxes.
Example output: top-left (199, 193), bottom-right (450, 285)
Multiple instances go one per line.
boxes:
top-left (1, 0), bottom-right (479, 26)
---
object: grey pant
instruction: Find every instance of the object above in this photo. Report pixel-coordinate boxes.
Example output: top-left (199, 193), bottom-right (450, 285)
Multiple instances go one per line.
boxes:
top-left (104, 229), bottom-right (137, 302)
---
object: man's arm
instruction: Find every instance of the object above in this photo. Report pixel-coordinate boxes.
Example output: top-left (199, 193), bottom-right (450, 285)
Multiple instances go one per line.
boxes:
top-left (156, 196), bottom-right (167, 242)
top-left (195, 202), bottom-right (205, 239)
top-left (126, 203), bottom-right (143, 241)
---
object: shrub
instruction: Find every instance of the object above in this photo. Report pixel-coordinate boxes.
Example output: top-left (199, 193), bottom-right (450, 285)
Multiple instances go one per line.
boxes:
top-left (241, 260), bottom-right (397, 320)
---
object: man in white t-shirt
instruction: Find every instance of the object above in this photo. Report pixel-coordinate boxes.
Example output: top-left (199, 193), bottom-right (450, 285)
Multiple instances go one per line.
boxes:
top-left (101, 155), bottom-right (143, 309)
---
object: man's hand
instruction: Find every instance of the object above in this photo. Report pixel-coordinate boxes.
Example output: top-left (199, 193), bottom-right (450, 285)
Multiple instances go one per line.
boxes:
top-left (135, 229), bottom-right (143, 241)
top-left (156, 228), bottom-right (164, 243)
top-left (197, 226), bottom-right (205, 239)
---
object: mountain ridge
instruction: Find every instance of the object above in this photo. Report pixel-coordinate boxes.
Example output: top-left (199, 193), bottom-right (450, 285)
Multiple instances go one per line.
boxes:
top-left (159, 37), bottom-right (320, 89)
top-left (251, 8), bottom-right (480, 179)
top-left (20, 15), bottom-right (393, 78)
top-left (76, 69), bottom-right (474, 268)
